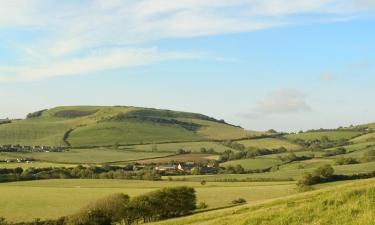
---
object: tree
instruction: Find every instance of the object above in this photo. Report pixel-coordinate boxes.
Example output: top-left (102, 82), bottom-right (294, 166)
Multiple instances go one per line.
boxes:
top-left (313, 164), bottom-right (334, 178)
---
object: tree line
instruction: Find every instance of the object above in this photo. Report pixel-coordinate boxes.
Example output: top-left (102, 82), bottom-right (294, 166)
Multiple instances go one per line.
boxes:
top-left (0, 165), bottom-right (161, 183)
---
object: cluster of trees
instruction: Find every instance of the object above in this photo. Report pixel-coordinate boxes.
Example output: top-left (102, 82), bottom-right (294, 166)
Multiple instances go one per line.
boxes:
top-left (335, 157), bottom-right (359, 165)
top-left (199, 147), bottom-right (216, 154)
top-left (277, 152), bottom-right (314, 163)
top-left (219, 164), bottom-right (269, 174)
top-left (292, 137), bottom-right (349, 151)
top-left (0, 165), bottom-right (161, 183)
top-left (54, 110), bottom-right (98, 118)
top-left (322, 147), bottom-right (346, 157)
top-left (219, 147), bottom-right (288, 162)
top-left (333, 149), bottom-right (375, 165)
top-left (298, 164), bottom-right (375, 188)
top-left (0, 187), bottom-right (196, 225)
top-left (0, 119), bottom-right (11, 125)
top-left (106, 112), bottom-right (201, 131)
top-left (26, 109), bottom-right (47, 119)
top-left (297, 164), bottom-right (335, 187)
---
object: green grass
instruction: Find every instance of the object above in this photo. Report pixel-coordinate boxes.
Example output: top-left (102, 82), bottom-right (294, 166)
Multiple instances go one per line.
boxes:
top-left (126, 141), bottom-right (236, 153)
top-left (0, 162), bottom-right (76, 169)
top-left (285, 131), bottom-right (362, 141)
top-left (1, 148), bottom-right (172, 164)
top-left (0, 106), bottom-right (255, 147)
top-left (68, 121), bottom-right (203, 147)
top-left (151, 178), bottom-right (375, 225)
top-left (0, 179), bottom-right (296, 222)
top-left (351, 132), bottom-right (375, 143)
top-left (238, 138), bottom-right (301, 151)
top-left (220, 158), bottom-right (282, 170)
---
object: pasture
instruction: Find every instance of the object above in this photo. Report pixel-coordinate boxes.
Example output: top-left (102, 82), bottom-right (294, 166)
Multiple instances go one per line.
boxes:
top-left (1, 148), bottom-right (172, 164)
top-left (0, 179), bottom-right (296, 222)
top-left (285, 131), bottom-right (361, 141)
top-left (150, 179), bottom-right (375, 225)
top-left (238, 138), bottom-right (301, 151)
top-left (125, 141), bottom-right (236, 153)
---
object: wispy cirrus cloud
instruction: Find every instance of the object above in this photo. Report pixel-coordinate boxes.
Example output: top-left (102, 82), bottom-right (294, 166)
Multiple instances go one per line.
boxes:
top-left (0, 0), bottom-right (374, 81)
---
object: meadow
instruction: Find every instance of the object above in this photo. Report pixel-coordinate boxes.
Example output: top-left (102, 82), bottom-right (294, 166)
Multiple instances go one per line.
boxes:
top-left (238, 138), bottom-right (301, 151)
top-left (285, 130), bottom-right (361, 141)
top-left (1, 148), bottom-right (173, 164)
top-left (0, 179), bottom-right (296, 222)
top-left (150, 178), bottom-right (375, 225)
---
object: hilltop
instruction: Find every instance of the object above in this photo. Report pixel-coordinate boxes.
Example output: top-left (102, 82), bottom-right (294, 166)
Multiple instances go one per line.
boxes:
top-left (0, 106), bottom-right (260, 147)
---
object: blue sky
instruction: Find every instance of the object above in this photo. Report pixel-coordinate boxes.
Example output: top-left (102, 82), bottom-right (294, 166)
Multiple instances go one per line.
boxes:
top-left (0, 0), bottom-right (374, 131)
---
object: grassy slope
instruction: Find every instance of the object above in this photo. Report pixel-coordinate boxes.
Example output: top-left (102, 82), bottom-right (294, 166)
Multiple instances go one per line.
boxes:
top-left (0, 179), bottom-right (295, 222)
top-left (238, 138), bottom-right (301, 151)
top-left (0, 106), bottom-right (257, 147)
top-left (151, 178), bottom-right (375, 225)
top-left (126, 141), bottom-right (236, 153)
top-left (1, 148), bottom-right (173, 164)
top-left (285, 131), bottom-right (361, 141)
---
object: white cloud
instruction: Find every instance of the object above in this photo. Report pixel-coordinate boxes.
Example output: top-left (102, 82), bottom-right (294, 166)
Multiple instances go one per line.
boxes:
top-left (0, 0), bottom-right (374, 81)
top-left (255, 89), bottom-right (311, 114)
top-left (0, 48), bottom-right (204, 81)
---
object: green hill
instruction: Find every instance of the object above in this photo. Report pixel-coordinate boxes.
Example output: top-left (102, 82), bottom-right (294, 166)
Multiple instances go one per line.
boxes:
top-left (0, 106), bottom-right (260, 147)
top-left (151, 178), bottom-right (375, 225)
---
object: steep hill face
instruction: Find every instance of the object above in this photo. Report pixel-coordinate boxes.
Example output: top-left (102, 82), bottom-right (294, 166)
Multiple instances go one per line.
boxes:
top-left (0, 106), bottom-right (259, 147)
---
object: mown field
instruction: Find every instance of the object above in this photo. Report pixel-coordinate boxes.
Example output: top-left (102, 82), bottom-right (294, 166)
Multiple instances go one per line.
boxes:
top-left (0, 179), bottom-right (296, 222)
top-left (150, 178), bottom-right (375, 225)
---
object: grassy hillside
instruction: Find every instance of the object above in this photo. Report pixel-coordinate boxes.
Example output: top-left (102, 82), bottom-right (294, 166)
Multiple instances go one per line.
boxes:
top-left (238, 138), bottom-right (301, 151)
top-left (151, 179), bottom-right (375, 225)
top-left (285, 130), bottom-right (361, 141)
top-left (0, 106), bottom-right (259, 147)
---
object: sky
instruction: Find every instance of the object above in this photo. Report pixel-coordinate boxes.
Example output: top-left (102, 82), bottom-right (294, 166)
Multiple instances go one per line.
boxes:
top-left (0, 0), bottom-right (374, 132)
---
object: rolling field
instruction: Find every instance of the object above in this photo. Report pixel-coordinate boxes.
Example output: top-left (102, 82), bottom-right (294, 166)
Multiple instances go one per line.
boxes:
top-left (238, 138), bottom-right (301, 151)
top-left (351, 132), bottom-right (375, 143)
top-left (220, 158), bottom-right (282, 170)
top-left (1, 148), bottom-right (172, 164)
top-left (285, 131), bottom-right (361, 141)
top-left (133, 153), bottom-right (218, 164)
top-left (0, 179), bottom-right (296, 222)
top-left (150, 179), bottom-right (375, 225)
top-left (0, 162), bottom-right (76, 169)
top-left (125, 141), bottom-right (236, 153)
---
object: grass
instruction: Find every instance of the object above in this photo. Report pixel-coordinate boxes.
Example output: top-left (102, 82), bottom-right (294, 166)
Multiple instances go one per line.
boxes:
top-left (68, 121), bottom-right (203, 147)
top-left (0, 106), bottom-right (254, 147)
top-left (238, 138), bottom-right (301, 151)
top-left (150, 178), bottom-right (375, 225)
top-left (220, 158), bottom-right (282, 170)
top-left (351, 132), bottom-right (375, 143)
top-left (285, 131), bottom-right (362, 141)
top-left (133, 153), bottom-right (218, 164)
top-left (125, 141), bottom-right (236, 153)
top-left (0, 162), bottom-right (76, 169)
top-left (0, 179), bottom-right (296, 222)
top-left (1, 148), bottom-right (172, 164)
